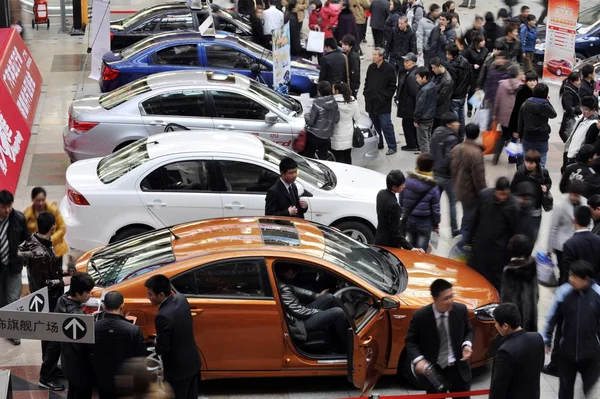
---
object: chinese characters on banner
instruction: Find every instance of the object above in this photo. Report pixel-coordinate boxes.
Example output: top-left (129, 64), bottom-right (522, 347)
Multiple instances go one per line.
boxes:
top-left (272, 22), bottom-right (291, 95)
top-left (542, 0), bottom-right (580, 84)
top-left (0, 28), bottom-right (43, 193)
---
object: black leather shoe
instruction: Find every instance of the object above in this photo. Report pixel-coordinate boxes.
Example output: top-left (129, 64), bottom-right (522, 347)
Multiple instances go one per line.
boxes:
top-left (401, 146), bottom-right (419, 151)
top-left (51, 367), bottom-right (65, 379)
top-left (542, 364), bottom-right (559, 377)
top-left (452, 230), bottom-right (461, 238)
top-left (39, 379), bottom-right (65, 391)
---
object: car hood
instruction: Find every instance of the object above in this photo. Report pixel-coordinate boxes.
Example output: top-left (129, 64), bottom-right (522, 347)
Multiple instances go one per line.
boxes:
top-left (390, 249), bottom-right (499, 309)
top-left (290, 57), bottom-right (319, 73)
top-left (319, 160), bottom-right (385, 200)
top-left (70, 95), bottom-right (104, 119)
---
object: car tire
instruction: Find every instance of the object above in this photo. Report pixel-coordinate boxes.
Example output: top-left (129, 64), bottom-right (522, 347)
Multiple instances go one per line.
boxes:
top-left (333, 221), bottom-right (374, 244)
top-left (112, 226), bottom-right (152, 244)
top-left (398, 351), bottom-right (427, 390)
top-left (575, 53), bottom-right (586, 64)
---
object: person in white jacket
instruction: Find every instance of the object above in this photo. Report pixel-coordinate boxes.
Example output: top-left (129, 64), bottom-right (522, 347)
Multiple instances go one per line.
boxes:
top-left (564, 96), bottom-right (599, 167)
top-left (331, 82), bottom-right (360, 164)
top-left (547, 182), bottom-right (587, 284)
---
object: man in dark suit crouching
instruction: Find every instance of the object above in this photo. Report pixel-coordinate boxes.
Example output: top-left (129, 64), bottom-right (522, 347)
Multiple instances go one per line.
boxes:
top-left (404, 279), bottom-right (474, 397)
top-left (265, 157), bottom-right (308, 218)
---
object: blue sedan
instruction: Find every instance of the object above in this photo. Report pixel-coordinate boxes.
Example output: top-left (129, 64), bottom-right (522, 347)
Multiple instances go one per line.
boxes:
top-left (100, 31), bottom-right (320, 94)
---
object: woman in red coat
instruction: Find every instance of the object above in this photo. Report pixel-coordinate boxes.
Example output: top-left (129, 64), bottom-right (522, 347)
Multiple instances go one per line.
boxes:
top-left (309, 0), bottom-right (338, 39)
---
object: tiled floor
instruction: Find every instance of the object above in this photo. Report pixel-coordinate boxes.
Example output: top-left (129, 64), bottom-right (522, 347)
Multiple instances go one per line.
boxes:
top-left (2, 0), bottom-right (596, 397)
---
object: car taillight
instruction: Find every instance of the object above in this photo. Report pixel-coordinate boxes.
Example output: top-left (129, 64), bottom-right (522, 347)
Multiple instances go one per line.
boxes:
top-left (68, 188), bottom-right (90, 206)
top-left (110, 32), bottom-right (114, 41)
top-left (102, 64), bottom-right (119, 81)
top-left (70, 120), bottom-right (99, 134)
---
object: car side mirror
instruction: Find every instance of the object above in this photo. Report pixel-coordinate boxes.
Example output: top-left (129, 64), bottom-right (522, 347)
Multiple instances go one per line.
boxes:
top-left (250, 63), bottom-right (261, 76)
top-left (265, 112), bottom-right (279, 124)
top-left (381, 297), bottom-right (399, 310)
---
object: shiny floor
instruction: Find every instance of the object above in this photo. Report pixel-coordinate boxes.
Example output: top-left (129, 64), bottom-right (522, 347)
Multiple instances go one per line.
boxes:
top-left (1, 0), bottom-right (591, 397)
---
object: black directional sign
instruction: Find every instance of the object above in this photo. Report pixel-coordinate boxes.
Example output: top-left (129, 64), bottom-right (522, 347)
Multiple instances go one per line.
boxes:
top-left (62, 317), bottom-right (88, 341)
top-left (1, 287), bottom-right (49, 313)
top-left (29, 294), bottom-right (45, 312)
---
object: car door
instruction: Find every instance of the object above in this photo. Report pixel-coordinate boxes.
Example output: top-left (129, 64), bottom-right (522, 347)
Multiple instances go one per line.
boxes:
top-left (208, 89), bottom-right (293, 145)
top-left (139, 89), bottom-right (214, 134)
top-left (170, 257), bottom-right (284, 371)
top-left (147, 43), bottom-right (200, 75)
top-left (135, 158), bottom-right (224, 226)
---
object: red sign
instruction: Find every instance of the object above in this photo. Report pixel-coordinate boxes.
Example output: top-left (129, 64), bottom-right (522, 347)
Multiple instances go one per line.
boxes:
top-left (0, 28), bottom-right (43, 194)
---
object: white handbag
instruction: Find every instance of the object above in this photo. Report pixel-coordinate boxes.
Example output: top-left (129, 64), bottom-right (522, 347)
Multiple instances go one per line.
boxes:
top-left (306, 30), bottom-right (325, 53)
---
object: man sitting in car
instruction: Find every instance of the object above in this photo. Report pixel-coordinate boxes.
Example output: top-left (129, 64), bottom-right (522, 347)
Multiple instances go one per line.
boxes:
top-left (278, 265), bottom-right (349, 354)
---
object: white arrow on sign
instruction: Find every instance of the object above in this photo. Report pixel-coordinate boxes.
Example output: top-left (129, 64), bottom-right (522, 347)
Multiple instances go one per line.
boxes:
top-left (64, 318), bottom-right (86, 340)
top-left (29, 295), bottom-right (44, 312)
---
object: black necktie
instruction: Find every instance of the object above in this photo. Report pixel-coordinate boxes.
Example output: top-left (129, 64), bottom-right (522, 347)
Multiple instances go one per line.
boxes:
top-left (288, 186), bottom-right (296, 203)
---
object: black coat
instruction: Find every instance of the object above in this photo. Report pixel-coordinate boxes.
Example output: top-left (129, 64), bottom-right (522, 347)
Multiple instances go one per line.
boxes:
top-left (495, 36), bottom-right (522, 63)
top-left (285, 12), bottom-right (303, 57)
top-left (559, 162), bottom-right (597, 198)
top-left (413, 80), bottom-right (437, 122)
top-left (1, 209), bottom-right (27, 274)
top-left (483, 22), bottom-right (503, 53)
top-left (426, 25), bottom-right (456, 62)
top-left (462, 46), bottom-right (488, 91)
top-left (363, 61), bottom-right (397, 114)
top-left (369, 0), bottom-right (390, 31)
top-left (433, 70), bottom-right (454, 118)
top-left (489, 329), bottom-right (545, 399)
top-left (346, 49), bottom-right (361, 91)
top-left (404, 303), bottom-right (474, 383)
top-left (431, 126), bottom-right (460, 178)
top-left (580, 78), bottom-right (596, 99)
top-left (511, 165), bottom-right (552, 210)
top-left (447, 55), bottom-right (471, 99)
top-left (500, 257), bottom-right (539, 332)
top-left (94, 313), bottom-right (147, 393)
top-left (334, 9), bottom-right (359, 44)
top-left (374, 188), bottom-right (413, 249)
top-left (155, 294), bottom-right (201, 382)
top-left (319, 49), bottom-right (348, 85)
top-left (462, 26), bottom-right (484, 48)
top-left (560, 81), bottom-right (581, 118)
top-left (385, 26), bottom-right (417, 64)
top-left (563, 231), bottom-right (600, 281)
top-left (508, 85), bottom-right (533, 133)
top-left (251, 16), bottom-right (269, 48)
top-left (383, 12), bottom-right (402, 48)
top-left (265, 180), bottom-right (307, 218)
top-left (395, 65), bottom-right (419, 119)
top-left (518, 98), bottom-right (557, 142)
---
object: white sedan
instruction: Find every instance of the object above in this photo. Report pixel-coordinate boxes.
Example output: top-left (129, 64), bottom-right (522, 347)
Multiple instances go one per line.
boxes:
top-left (60, 131), bottom-right (386, 256)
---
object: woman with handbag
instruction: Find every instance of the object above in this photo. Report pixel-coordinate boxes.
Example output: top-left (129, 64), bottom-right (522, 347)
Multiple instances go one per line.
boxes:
top-left (331, 82), bottom-right (360, 164)
top-left (511, 150), bottom-right (552, 245)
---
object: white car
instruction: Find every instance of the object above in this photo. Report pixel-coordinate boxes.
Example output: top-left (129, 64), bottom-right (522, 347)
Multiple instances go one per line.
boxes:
top-left (60, 131), bottom-right (386, 256)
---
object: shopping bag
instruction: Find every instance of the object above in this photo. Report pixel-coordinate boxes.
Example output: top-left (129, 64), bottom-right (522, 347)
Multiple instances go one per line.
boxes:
top-left (448, 243), bottom-right (472, 265)
top-left (474, 107), bottom-right (490, 132)
top-left (468, 90), bottom-right (485, 110)
top-left (505, 142), bottom-right (523, 157)
top-left (482, 121), bottom-right (501, 155)
top-left (306, 30), bottom-right (325, 53)
top-left (536, 251), bottom-right (558, 287)
top-left (417, 54), bottom-right (424, 67)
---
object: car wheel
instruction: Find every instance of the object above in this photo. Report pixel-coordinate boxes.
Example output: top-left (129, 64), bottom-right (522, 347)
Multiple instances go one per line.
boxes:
top-left (112, 226), bottom-right (152, 244)
top-left (575, 53), bottom-right (586, 64)
top-left (398, 351), bottom-right (427, 390)
top-left (334, 221), bottom-right (374, 244)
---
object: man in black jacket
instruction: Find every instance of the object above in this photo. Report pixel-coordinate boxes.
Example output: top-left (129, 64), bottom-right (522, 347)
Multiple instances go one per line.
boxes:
top-left (425, 12), bottom-right (456, 63)
top-left (446, 43), bottom-right (471, 139)
top-left (94, 291), bottom-right (147, 399)
top-left (319, 37), bottom-right (348, 85)
top-left (265, 157), bottom-right (308, 218)
top-left (145, 274), bottom-right (201, 399)
top-left (430, 57), bottom-right (454, 130)
top-left (0, 190), bottom-right (28, 346)
top-left (559, 144), bottom-right (597, 198)
top-left (341, 34), bottom-right (361, 98)
top-left (580, 63), bottom-right (597, 99)
top-left (563, 206), bottom-right (600, 281)
top-left (385, 15), bottom-right (417, 74)
top-left (405, 279), bottom-right (474, 396)
top-left (543, 260), bottom-right (600, 399)
top-left (490, 303), bottom-right (545, 399)
top-left (414, 67), bottom-right (437, 154)
top-left (395, 53), bottom-right (420, 151)
top-left (589, 194), bottom-right (600, 235)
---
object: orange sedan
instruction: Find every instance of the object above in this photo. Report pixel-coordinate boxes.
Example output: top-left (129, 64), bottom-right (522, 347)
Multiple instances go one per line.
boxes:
top-left (77, 217), bottom-right (499, 395)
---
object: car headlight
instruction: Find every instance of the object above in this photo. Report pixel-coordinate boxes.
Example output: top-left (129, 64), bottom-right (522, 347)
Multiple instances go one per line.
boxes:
top-left (473, 303), bottom-right (499, 321)
top-left (308, 75), bottom-right (319, 84)
top-left (535, 42), bottom-right (545, 52)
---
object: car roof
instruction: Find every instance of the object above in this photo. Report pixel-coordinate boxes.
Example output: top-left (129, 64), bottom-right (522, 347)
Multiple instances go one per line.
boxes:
top-left (141, 31), bottom-right (244, 48)
top-left (145, 131), bottom-right (265, 160)
top-left (131, 2), bottom-right (217, 13)
top-left (146, 70), bottom-right (252, 91)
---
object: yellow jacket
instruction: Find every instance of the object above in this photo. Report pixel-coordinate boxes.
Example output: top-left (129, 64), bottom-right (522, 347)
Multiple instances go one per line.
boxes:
top-left (24, 202), bottom-right (68, 258)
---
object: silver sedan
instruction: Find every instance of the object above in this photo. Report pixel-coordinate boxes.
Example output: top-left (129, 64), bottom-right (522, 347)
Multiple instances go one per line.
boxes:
top-left (63, 71), bottom-right (379, 166)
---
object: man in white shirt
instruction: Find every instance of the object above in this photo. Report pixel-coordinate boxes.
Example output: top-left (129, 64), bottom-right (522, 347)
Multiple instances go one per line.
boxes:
top-left (404, 279), bottom-right (474, 397)
top-left (262, 0), bottom-right (284, 44)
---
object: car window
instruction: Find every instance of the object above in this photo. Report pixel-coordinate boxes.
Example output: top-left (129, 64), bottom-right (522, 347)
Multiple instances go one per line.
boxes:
top-left (205, 45), bottom-right (254, 69)
top-left (142, 90), bottom-right (206, 116)
top-left (214, 15), bottom-right (243, 34)
top-left (171, 259), bottom-right (272, 298)
top-left (97, 139), bottom-right (150, 184)
top-left (153, 44), bottom-right (199, 66)
top-left (100, 79), bottom-right (151, 110)
top-left (131, 16), bottom-right (161, 33)
top-left (218, 160), bottom-right (278, 193)
top-left (157, 13), bottom-right (194, 31)
top-left (211, 90), bottom-right (268, 120)
top-left (141, 160), bottom-right (212, 192)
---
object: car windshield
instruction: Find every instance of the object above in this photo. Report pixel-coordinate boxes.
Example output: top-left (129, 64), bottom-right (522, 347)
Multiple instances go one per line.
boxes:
top-left (579, 6), bottom-right (600, 27)
top-left (248, 81), bottom-right (301, 115)
top-left (261, 138), bottom-right (333, 189)
top-left (317, 225), bottom-right (407, 295)
top-left (122, 5), bottom-right (178, 28)
top-left (88, 229), bottom-right (175, 287)
top-left (97, 139), bottom-right (150, 183)
top-left (99, 79), bottom-right (151, 110)
top-left (237, 38), bottom-right (273, 63)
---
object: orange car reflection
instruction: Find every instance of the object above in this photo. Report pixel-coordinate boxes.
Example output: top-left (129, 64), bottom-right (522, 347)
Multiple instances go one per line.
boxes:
top-left (77, 217), bottom-right (499, 396)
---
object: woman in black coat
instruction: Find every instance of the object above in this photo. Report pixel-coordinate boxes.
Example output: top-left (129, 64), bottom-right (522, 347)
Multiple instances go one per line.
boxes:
top-left (285, 0), bottom-right (304, 57)
top-left (335, 4), bottom-right (359, 46)
top-left (558, 72), bottom-right (582, 143)
top-left (508, 71), bottom-right (537, 134)
top-left (501, 234), bottom-right (539, 332)
top-left (483, 12), bottom-right (503, 53)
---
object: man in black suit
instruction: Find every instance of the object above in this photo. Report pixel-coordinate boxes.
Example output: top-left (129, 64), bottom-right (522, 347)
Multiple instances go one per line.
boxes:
top-left (145, 275), bottom-right (201, 399)
top-left (94, 291), bottom-right (147, 399)
top-left (489, 303), bottom-right (545, 399)
top-left (404, 279), bottom-right (474, 396)
top-left (265, 157), bottom-right (308, 218)
top-left (563, 205), bottom-right (600, 281)
top-left (589, 195), bottom-right (600, 235)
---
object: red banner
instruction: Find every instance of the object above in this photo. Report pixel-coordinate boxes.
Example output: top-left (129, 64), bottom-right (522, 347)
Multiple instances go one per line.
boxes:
top-left (542, 0), bottom-right (580, 84)
top-left (0, 28), bottom-right (43, 194)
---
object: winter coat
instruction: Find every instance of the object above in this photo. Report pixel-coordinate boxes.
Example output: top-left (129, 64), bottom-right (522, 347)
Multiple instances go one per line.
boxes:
top-left (559, 162), bottom-right (598, 198)
top-left (395, 65), bottom-right (419, 118)
top-left (346, 49), bottom-right (361, 91)
top-left (508, 84), bottom-right (533, 133)
top-left (251, 16), bottom-right (269, 48)
top-left (447, 55), bottom-right (471, 99)
top-left (305, 95), bottom-right (340, 139)
top-left (548, 195), bottom-right (587, 252)
top-left (511, 165), bottom-right (552, 210)
top-left (462, 45), bottom-right (488, 90)
top-left (493, 77), bottom-right (522, 128)
top-left (483, 61), bottom-right (510, 103)
top-left (560, 81), bottom-right (581, 118)
top-left (363, 61), bottom-right (397, 114)
top-left (566, 115), bottom-right (598, 159)
top-left (400, 171), bottom-right (441, 226)
top-left (433, 70), bottom-right (453, 118)
top-left (406, 1), bottom-right (424, 32)
top-left (282, 0), bottom-right (309, 21)
top-left (495, 36), bottom-right (522, 63)
top-left (334, 8), bottom-right (359, 44)
top-left (416, 14), bottom-right (437, 52)
top-left (0, 209), bottom-right (28, 274)
top-left (585, 120), bottom-right (600, 146)
top-left (431, 126), bottom-right (461, 178)
top-left (580, 78), bottom-right (596, 99)
top-left (501, 257), bottom-right (539, 332)
top-left (520, 24), bottom-right (537, 52)
top-left (383, 12), bottom-right (402, 49)
top-left (24, 202), bottom-right (67, 258)
top-left (309, 7), bottom-right (337, 38)
top-left (518, 97), bottom-right (558, 142)
top-left (319, 49), bottom-right (348, 85)
top-left (332, 94), bottom-right (360, 150)
top-left (18, 234), bottom-right (64, 295)
top-left (426, 25), bottom-right (456, 61)
top-left (375, 189), bottom-right (413, 249)
top-left (279, 282), bottom-right (318, 341)
top-left (483, 22), bottom-right (503, 53)
top-left (350, 0), bottom-right (371, 25)
top-left (451, 139), bottom-right (487, 206)
top-left (369, 0), bottom-right (390, 31)
top-left (285, 12), bottom-right (303, 57)
top-left (413, 80), bottom-right (437, 122)
top-left (462, 26), bottom-right (484, 48)
top-left (385, 26), bottom-right (417, 64)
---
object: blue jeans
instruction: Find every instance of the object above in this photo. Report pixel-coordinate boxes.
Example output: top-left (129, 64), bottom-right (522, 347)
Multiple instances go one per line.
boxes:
top-left (370, 113), bottom-right (397, 150)
top-left (435, 175), bottom-right (458, 232)
top-left (523, 140), bottom-right (548, 167)
top-left (451, 98), bottom-right (466, 140)
top-left (406, 216), bottom-right (433, 251)
top-left (0, 270), bottom-right (22, 308)
top-left (458, 203), bottom-right (477, 247)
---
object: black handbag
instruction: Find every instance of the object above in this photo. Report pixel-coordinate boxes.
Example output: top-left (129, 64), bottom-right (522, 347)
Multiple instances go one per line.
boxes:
top-left (352, 121), bottom-right (364, 148)
top-left (542, 190), bottom-right (553, 212)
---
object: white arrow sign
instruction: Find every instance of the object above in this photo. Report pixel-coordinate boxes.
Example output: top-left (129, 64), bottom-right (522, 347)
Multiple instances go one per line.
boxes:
top-left (63, 317), bottom-right (87, 340)
top-left (0, 310), bottom-right (94, 343)
top-left (29, 295), bottom-right (44, 312)
top-left (1, 287), bottom-right (49, 313)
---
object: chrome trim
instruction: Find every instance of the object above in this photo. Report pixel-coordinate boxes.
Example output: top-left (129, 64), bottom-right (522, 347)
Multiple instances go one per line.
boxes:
top-left (316, 359), bottom-right (347, 364)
